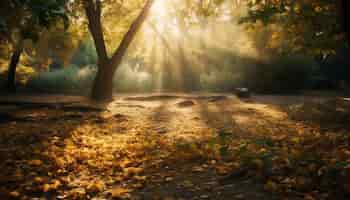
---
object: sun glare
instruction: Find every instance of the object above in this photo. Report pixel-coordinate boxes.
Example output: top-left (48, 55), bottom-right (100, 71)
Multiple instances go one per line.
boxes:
top-left (150, 0), bottom-right (168, 27)
top-left (151, 0), bottom-right (168, 17)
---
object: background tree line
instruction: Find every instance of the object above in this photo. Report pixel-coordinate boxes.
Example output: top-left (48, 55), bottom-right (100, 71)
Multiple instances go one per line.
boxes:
top-left (0, 0), bottom-right (349, 100)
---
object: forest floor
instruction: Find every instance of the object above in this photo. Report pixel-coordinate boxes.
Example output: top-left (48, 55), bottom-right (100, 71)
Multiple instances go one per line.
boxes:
top-left (0, 93), bottom-right (350, 200)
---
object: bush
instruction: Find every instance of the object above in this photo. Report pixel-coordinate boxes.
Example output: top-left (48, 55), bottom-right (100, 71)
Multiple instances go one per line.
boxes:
top-left (319, 47), bottom-right (350, 90)
top-left (244, 54), bottom-right (316, 93)
top-left (70, 39), bottom-right (98, 68)
top-left (26, 65), bottom-right (96, 94)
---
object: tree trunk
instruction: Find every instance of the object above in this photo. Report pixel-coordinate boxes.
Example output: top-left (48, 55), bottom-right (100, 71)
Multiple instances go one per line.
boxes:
top-left (337, 0), bottom-right (350, 45)
top-left (109, 0), bottom-right (154, 74)
top-left (343, 0), bottom-right (350, 45)
top-left (91, 62), bottom-right (114, 101)
top-left (6, 41), bottom-right (23, 93)
top-left (85, 0), bottom-right (154, 101)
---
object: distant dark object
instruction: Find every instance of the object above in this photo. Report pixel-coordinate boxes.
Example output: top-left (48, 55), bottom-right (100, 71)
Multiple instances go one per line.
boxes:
top-left (207, 96), bottom-right (227, 102)
top-left (176, 100), bottom-right (195, 107)
top-left (235, 88), bottom-right (251, 98)
top-left (311, 77), bottom-right (337, 90)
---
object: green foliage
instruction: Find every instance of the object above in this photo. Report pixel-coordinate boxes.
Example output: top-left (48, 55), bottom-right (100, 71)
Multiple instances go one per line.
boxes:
top-left (244, 55), bottom-right (316, 93)
top-left (0, 0), bottom-right (69, 42)
top-left (320, 47), bottom-right (350, 86)
top-left (240, 0), bottom-right (346, 55)
top-left (71, 39), bottom-right (98, 68)
top-left (26, 65), bottom-right (95, 94)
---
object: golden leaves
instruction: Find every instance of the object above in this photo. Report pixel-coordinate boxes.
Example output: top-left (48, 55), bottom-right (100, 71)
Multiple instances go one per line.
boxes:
top-left (42, 179), bottom-right (61, 192)
top-left (28, 159), bottom-right (43, 166)
top-left (1, 96), bottom-right (350, 200)
top-left (87, 180), bottom-right (105, 193)
top-left (110, 187), bottom-right (131, 199)
top-left (9, 190), bottom-right (20, 198)
top-left (123, 167), bottom-right (144, 177)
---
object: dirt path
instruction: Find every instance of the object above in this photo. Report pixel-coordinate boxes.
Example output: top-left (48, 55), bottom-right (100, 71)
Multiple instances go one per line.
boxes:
top-left (0, 93), bottom-right (349, 199)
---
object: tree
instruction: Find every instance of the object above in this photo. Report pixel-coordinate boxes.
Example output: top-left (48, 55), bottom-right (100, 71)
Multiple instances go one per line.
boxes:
top-left (239, 0), bottom-right (348, 56)
top-left (0, 0), bottom-right (68, 92)
top-left (83, 0), bottom-right (154, 101)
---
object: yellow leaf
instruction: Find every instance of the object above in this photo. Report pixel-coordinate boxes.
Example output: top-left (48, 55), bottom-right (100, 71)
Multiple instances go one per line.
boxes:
top-left (110, 187), bottom-right (130, 198)
top-left (9, 191), bottom-right (20, 198)
top-left (55, 157), bottom-right (65, 168)
top-left (42, 183), bottom-right (51, 192)
top-left (314, 6), bottom-right (322, 13)
top-left (28, 159), bottom-right (43, 166)
top-left (120, 160), bottom-right (133, 168)
top-left (134, 175), bottom-right (147, 182)
top-left (50, 179), bottom-right (61, 190)
top-left (34, 176), bottom-right (44, 183)
top-left (87, 181), bottom-right (105, 193)
top-left (124, 167), bottom-right (143, 177)
top-left (291, 137), bottom-right (300, 143)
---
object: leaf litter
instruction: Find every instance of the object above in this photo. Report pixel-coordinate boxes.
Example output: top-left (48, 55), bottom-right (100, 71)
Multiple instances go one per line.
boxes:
top-left (0, 94), bottom-right (349, 199)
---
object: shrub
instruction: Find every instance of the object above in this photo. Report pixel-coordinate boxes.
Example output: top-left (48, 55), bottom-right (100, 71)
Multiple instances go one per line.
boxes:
top-left (70, 39), bottom-right (98, 68)
top-left (319, 47), bottom-right (350, 90)
top-left (26, 65), bottom-right (96, 94)
top-left (244, 54), bottom-right (316, 93)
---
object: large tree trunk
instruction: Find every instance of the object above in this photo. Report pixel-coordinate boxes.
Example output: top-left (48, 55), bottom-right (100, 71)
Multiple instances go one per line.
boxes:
top-left (85, 0), bottom-right (154, 101)
top-left (343, 0), bottom-right (349, 45)
top-left (91, 61), bottom-right (114, 101)
top-left (6, 41), bottom-right (23, 93)
top-left (337, 0), bottom-right (350, 45)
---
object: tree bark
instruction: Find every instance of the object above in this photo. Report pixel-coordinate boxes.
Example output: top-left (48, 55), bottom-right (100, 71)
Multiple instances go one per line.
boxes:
top-left (337, 0), bottom-right (350, 45)
top-left (85, 0), bottom-right (154, 101)
top-left (6, 40), bottom-right (23, 93)
top-left (343, 0), bottom-right (349, 45)
top-left (90, 61), bottom-right (114, 101)
top-left (109, 0), bottom-right (154, 74)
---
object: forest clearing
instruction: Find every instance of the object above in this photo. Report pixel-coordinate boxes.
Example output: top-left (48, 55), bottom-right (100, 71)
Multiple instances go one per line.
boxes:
top-left (0, 93), bottom-right (350, 199)
top-left (1, 0), bottom-right (350, 199)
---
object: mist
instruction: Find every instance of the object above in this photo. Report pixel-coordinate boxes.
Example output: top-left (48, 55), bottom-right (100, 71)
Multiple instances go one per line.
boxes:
top-left (22, 0), bottom-right (347, 94)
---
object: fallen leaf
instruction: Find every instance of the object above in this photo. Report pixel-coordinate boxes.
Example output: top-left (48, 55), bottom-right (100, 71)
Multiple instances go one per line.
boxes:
top-left (124, 167), bottom-right (143, 177)
top-left (110, 187), bottom-right (130, 198)
top-left (9, 190), bottom-right (20, 198)
top-left (28, 159), bottom-right (43, 166)
top-left (87, 180), bottom-right (105, 193)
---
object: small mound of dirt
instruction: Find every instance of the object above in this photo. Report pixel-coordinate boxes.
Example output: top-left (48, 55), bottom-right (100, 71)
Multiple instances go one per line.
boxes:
top-left (176, 100), bottom-right (195, 107)
top-left (113, 113), bottom-right (129, 122)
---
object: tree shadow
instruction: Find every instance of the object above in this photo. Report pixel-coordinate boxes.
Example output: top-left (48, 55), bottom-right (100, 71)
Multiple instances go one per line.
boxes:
top-left (0, 99), bottom-right (110, 199)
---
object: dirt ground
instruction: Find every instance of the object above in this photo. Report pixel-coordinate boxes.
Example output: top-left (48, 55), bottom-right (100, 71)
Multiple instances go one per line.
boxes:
top-left (0, 93), bottom-right (350, 200)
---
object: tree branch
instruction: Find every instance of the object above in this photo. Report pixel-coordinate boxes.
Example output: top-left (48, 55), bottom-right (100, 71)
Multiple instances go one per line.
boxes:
top-left (109, 0), bottom-right (154, 72)
top-left (84, 0), bottom-right (108, 63)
